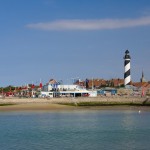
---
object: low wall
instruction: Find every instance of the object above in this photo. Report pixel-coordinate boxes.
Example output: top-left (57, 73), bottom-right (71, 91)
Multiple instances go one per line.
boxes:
top-left (0, 96), bottom-right (149, 105)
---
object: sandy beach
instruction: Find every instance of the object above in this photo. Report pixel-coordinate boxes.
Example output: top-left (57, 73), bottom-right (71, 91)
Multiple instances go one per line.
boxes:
top-left (0, 96), bottom-right (150, 111)
top-left (0, 103), bottom-right (77, 111)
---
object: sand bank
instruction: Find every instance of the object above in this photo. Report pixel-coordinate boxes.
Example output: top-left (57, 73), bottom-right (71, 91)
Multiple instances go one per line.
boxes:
top-left (0, 103), bottom-right (77, 111)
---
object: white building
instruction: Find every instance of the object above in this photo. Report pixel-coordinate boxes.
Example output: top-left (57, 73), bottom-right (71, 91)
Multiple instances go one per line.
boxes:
top-left (42, 84), bottom-right (85, 92)
top-left (41, 84), bottom-right (97, 98)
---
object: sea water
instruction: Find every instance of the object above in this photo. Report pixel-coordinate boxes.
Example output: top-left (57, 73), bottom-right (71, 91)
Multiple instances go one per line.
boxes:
top-left (0, 110), bottom-right (150, 150)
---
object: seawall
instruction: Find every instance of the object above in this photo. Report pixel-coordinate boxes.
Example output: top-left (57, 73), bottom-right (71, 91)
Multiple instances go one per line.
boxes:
top-left (0, 96), bottom-right (150, 106)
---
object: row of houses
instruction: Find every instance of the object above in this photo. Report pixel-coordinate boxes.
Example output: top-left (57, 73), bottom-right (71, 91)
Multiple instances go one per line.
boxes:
top-left (0, 83), bottom-right (42, 97)
top-left (74, 78), bottom-right (150, 96)
top-left (1, 76), bottom-right (150, 97)
top-left (75, 78), bottom-right (150, 88)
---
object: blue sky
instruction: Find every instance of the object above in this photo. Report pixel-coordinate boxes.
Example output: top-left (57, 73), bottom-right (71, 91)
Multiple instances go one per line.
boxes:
top-left (0, 0), bottom-right (150, 86)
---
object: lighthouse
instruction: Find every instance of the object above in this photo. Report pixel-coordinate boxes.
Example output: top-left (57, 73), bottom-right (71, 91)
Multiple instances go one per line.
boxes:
top-left (124, 50), bottom-right (131, 86)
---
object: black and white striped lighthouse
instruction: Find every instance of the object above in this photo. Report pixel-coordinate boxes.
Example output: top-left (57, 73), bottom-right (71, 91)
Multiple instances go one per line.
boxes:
top-left (124, 50), bottom-right (131, 86)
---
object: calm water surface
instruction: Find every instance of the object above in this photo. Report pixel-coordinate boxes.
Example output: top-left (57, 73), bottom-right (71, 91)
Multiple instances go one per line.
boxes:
top-left (0, 109), bottom-right (150, 150)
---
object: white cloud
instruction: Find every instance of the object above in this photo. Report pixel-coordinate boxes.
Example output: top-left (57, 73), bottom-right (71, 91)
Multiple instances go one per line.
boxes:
top-left (26, 16), bottom-right (150, 31)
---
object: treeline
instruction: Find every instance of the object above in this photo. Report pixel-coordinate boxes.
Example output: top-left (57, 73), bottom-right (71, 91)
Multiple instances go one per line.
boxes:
top-left (0, 86), bottom-right (16, 93)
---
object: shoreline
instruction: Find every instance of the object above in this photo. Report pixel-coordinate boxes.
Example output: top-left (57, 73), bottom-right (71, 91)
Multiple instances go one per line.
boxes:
top-left (1, 103), bottom-right (150, 112)
top-left (0, 96), bottom-right (150, 111)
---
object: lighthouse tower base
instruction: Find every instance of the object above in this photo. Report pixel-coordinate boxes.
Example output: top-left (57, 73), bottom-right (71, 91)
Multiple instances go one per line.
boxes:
top-left (125, 85), bottom-right (133, 89)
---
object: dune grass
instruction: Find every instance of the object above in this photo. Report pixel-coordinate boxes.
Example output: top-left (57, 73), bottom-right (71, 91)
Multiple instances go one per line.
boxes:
top-left (0, 103), bottom-right (16, 106)
top-left (59, 101), bottom-right (150, 106)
